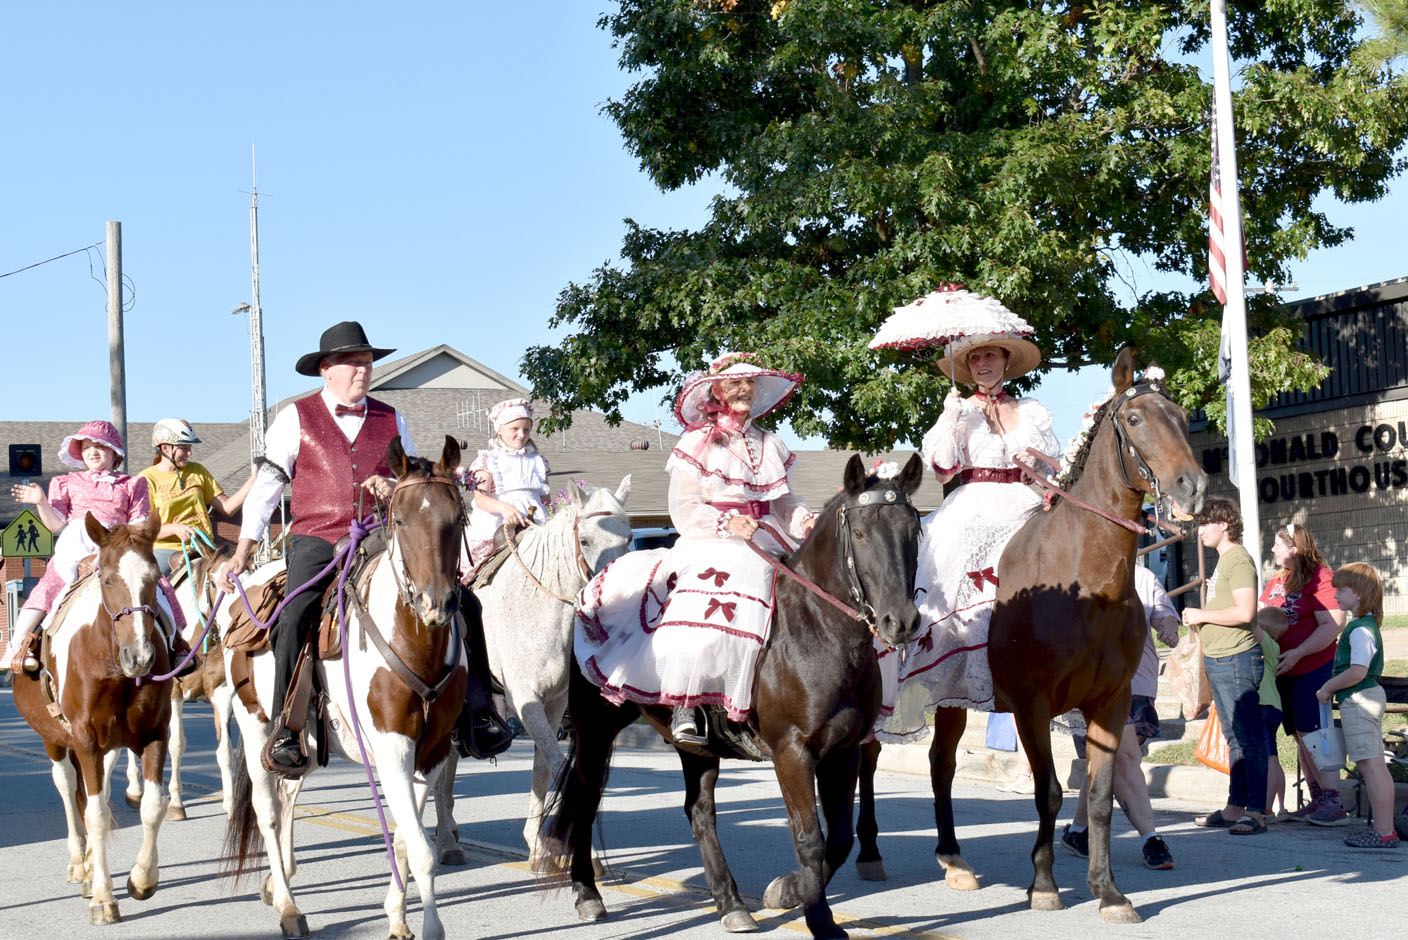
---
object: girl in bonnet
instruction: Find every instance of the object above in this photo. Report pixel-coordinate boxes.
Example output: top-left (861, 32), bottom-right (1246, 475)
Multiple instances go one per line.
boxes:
top-left (575, 352), bottom-right (814, 744)
top-left (7, 421), bottom-right (155, 673)
top-left (462, 397), bottom-right (551, 572)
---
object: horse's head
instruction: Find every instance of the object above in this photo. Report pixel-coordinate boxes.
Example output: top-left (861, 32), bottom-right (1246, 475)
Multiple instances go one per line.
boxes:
top-left (1106, 348), bottom-right (1208, 519)
top-left (386, 435), bottom-right (465, 627)
top-left (556, 475), bottom-right (634, 580)
top-left (816, 454), bottom-right (924, 648)
top-left (85, 512), bottom-right (163, 678)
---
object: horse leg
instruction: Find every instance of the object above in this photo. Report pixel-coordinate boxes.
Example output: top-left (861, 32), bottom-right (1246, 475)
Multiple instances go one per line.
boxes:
top-left (126, 737), bottom-right (170, 901)
top-left (124, 748), bottom-right (142, 809)
top-left (1083, 702), bottom-right (1140, 924)
top-left (854, 738), bottom-right (885, 881)
top-left (49, 751), bottom-right (87, 885)
top-left (676, 749), bottom-right (756, 933)
top-left (166, 694), bottom-right (188, 820)
top-left (75, 747), bottom-right (121, 924)
top-left (375, 738), bottom-right (443, 940)
top-left (763, 743), bottom-right (844, 939)
top-left (432, 748), bottom-right (466, 866)
top-left (1013, 709), bottom-right (1063, 912)
top-left (211, 681), bottom-right (237, 819)
top-left (237, 721), bottom-right (308, 937)
top-left (931, 706), bottom-right (978, 890)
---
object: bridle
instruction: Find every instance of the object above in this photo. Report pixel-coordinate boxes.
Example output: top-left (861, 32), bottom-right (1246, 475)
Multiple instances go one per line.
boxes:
top-left (509, 507), bottom-right (617, 604)
top-left (383, 473), bottom-right (467, 610)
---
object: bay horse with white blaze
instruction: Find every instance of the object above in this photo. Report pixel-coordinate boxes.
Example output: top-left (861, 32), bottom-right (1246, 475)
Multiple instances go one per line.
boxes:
top-left (221, 436), bottom-right (469, 940)
top-left (854, 349), bottom-right (1207, 923)
top-left (12, 512), bottom-right (174, 926)
top-left (548, 454), bottom-right (924, 940)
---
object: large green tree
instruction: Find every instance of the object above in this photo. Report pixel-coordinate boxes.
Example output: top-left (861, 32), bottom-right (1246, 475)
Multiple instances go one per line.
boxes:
top-left (525, 0), bottom-right (1408, 449)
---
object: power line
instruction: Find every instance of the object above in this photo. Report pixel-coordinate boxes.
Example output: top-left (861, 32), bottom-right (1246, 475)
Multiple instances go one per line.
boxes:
top-left (0, 241), bottom-right (104, 279)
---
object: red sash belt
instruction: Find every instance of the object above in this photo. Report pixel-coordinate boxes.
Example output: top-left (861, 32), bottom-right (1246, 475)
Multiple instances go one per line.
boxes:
top-left (959, 467), bottom-right (1025, 485)
top-left (709, 499), bottom-right (772, 519)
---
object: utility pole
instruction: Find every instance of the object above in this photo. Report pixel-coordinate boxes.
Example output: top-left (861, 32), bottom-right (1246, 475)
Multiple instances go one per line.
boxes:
top-left (248, 145), bottom-right (267, 464)
top-left (106, 221), bottom-right (127, 456)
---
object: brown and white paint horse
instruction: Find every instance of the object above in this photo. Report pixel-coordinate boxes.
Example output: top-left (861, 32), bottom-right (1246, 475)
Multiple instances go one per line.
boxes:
top-left (12, 512), bottom-right (174, 926)
top-left (221, 436), bottom-right (469, 940)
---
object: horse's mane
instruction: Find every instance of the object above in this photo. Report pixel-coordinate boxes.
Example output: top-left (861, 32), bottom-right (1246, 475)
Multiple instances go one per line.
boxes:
top-left (399, 453), bottom-right (439, 478)
top-left (1055, 395), bottom-right (1115, 490)
top-left (513, 483), bottom-right (624, 595)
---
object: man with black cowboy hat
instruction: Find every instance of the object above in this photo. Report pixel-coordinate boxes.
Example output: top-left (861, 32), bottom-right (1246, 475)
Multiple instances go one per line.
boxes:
top-left (219, 321), bottom-right (511, 775)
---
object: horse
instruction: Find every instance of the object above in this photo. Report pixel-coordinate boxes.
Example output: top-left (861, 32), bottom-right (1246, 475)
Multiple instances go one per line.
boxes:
top-left (548, 454), bottom-right (925, 940)
top-left (12, 512), bottom-right (175, 926)
top-left (853, 349), bottom-right (1208, 923)
top-left (221, 436), bottom-right (469, 940)
top-left (122, 540), bottom-right (239, 820)
top-left (430, 475), bottom-right (634, 869)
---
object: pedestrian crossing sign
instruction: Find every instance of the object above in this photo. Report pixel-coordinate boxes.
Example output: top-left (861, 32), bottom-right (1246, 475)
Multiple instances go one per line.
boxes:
top-left (2, 509), bottom-right (53, 559)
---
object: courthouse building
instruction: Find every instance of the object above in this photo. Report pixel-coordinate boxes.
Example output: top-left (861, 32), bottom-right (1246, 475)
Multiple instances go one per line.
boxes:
top-left (1183, 276), bottom-right (1408, 614)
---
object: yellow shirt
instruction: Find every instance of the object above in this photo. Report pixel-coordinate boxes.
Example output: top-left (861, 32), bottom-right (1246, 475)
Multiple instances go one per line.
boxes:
top-left (139, 461), bottom-right (223, 550)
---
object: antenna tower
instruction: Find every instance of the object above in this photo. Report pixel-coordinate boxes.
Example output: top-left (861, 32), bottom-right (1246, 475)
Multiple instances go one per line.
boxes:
top-left (248, 145), bottom-right (268, 464)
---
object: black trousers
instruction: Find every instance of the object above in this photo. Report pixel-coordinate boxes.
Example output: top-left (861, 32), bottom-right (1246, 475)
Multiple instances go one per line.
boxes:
top-left (271, 534), bottom-right (337, 720)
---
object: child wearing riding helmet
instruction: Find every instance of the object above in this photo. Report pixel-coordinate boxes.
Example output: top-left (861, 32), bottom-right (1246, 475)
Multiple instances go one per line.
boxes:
top-left (6, 421), bottom-right (156, 673)
top-left (139, 418), bottom-right (254, 575)
top-left (461, 398), bottom-right (551, 572)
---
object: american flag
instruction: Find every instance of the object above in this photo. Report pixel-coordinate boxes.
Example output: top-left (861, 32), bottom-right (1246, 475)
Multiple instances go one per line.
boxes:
top-left (1209, 119), bottom-right (1228, 305)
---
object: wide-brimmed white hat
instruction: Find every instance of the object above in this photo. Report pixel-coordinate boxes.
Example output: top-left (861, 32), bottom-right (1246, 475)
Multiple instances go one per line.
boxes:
top-left (869, 284), bottom-right (1041, 384)
top-left (674, 353), bottom-right (803, 431)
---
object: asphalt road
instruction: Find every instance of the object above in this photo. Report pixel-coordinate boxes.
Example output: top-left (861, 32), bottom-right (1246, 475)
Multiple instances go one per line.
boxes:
top-left (1, 689), bottom-right (1401, 940)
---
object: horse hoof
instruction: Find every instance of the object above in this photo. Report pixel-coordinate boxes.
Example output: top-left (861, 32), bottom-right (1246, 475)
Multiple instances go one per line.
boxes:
top-left (855, 859), bottom-right (887, 882)
top-left (592, 855), bottom-right (606, 879)
top-left (166, 803), bottom-right (187, 822)
top-left (1030, 890), bottom-right (1064, 912)
top-left (67, 864), bottom-right (85, 884)
top-left (529, 852), bottom-right (565, 875)
top-left (762, 876), bottom-right (798, 911)
top-left (721, 910), bottom-right (759, 933)
top-left (944, 868), bottom-right (979, 891)
top-left (126, 875), bottom-right (157, 901)
top-left (89, 901), bottom-right (121, 925)
top-left (280, 913), bottom-right (311, 938)
top-left (575, 899), bottom-right (608, 922)
top-left (125, 793), bottom-right (141, 810)
top-left (261, 876), bottom-right (275, 906)
top-left (82, 878), bottom-right (93, 899)
top-left (440, 846), bottom-right (466, 866)
top-left (388, 925), bottom-right (414, 939)
top-left (1101, 903), bottom-right (1142, 924)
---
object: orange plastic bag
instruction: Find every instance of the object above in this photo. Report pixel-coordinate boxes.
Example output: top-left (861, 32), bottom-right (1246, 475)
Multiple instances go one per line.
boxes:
top-left (1195, 703), bottom-right (1231, 775)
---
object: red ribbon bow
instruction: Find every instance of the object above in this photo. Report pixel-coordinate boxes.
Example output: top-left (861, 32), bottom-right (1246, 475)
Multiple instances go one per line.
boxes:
top-left (967, 567), bottom-right (999, 589)
top-left (704, 599), bottom-right (737, 622)
top-left (697, 567), bottom-right (730, 587)
top-left (335, 403), bottom-right (366, 417)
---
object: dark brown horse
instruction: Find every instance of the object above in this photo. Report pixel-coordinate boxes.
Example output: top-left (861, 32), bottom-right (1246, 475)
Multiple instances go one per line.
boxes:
top-left (854, 349), bottom-right (1207, 923)
top-left (548, 454), bottom-right (924, 940)
top-left (13, 512), bottom-right (174, 925)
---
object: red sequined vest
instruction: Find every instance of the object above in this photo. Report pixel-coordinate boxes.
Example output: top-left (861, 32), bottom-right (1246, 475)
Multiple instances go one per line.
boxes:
top-left (289, 393), bottom-right (398, 544)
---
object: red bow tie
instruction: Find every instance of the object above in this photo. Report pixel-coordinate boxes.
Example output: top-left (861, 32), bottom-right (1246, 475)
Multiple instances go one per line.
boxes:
top-left (335, 404), bottom-right (366, 418)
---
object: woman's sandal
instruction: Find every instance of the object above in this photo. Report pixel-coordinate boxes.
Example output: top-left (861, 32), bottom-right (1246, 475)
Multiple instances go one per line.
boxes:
top-left (1196, 809), bottom-right (1234, 828)
top-left (1229, 814), bottom-right (1267, 835)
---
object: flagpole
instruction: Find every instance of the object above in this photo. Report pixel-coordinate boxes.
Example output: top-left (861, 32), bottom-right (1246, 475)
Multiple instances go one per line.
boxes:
top-left (1211, 0), bottom-right (1262, 567)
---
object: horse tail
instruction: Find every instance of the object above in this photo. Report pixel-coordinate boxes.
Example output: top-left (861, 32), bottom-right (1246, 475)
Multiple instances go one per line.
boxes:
top-left (220, 739), bottom-right (262, 884)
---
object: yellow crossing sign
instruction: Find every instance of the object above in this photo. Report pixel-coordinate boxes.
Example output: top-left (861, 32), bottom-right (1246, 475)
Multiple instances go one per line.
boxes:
top-left (3, 509), bottom-right (53, 559)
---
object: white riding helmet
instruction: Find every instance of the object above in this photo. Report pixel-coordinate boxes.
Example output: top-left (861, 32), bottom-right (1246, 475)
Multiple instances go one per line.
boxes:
top-left (152, 418), bottom-right (201, 448)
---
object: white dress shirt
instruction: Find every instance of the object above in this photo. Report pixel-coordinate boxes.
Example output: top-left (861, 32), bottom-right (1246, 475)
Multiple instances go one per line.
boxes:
top-left (239, 387), bottom-right (415, 543)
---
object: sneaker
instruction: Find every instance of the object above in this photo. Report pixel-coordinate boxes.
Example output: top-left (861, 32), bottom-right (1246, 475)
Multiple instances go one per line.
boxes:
top-left (999, 772), bottom-right (1036, 794)
top-left (1343, 827), bottom-right (1401, 849)
top-left (1286, 794), bottom-right (1327, 821)
top-left (1141, 836), bottom-right (1174, 870)
top-left (1306, 794), bottom-right (1351, 827)
top-left (671, 707), bottom-right (707, 746)
top-left (1060, 824), bottom-right (1089, 858)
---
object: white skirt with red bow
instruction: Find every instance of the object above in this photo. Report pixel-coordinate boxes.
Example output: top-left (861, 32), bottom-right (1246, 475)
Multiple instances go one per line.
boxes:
top-left (876, 479), bottom-right (1042, 738)
top-left (575, 533), bottom-right (783, 722)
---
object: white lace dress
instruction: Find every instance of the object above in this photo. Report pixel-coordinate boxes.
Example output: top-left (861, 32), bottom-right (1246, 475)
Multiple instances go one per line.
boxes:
top-left (878, 395), bottom-right (1059, 738)
top-left (464, 444), bottom-right (551, 565)
top-left (575, 424), bottom-right (812, 721)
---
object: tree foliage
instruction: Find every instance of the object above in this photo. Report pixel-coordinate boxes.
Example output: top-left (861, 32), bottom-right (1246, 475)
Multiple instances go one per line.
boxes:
top-left (524, 0), bottom-right (1408, 449)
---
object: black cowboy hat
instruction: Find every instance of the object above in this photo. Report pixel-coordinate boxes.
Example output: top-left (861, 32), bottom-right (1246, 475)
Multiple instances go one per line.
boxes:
top-left (294, 321), bottom-right (396, 376)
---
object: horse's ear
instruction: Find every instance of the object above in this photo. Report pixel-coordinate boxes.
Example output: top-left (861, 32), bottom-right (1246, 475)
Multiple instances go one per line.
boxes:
top-left (138, 513), bottom-right (160, 543)
top-left (85, 511), bottom-right (110, 547)
top-left (843, 454), bottom-right (867, 496)
top-left (1112, 348), bottom-right (1135, 395)
top-left (614, 474), bottom-right (632, 506)
top-left (566, 481), bottom-right (585, 506)
top-left (387, 436), bottom-right (410, 478)
top-left (439, 435), bottom-right (461, 477)
top-left (899, 453), bottom-right (923, 495)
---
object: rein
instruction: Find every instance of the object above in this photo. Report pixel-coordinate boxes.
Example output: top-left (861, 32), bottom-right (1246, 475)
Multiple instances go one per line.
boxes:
top-left (507, 509), bottom-right (614, 603)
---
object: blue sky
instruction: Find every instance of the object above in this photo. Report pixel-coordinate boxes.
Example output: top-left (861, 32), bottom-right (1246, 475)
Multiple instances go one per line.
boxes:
top-left (2, 3), bottom-right (1402, 452)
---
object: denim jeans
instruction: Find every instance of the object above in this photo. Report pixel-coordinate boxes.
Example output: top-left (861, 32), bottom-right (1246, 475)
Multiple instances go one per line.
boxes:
top-left (1204, 646), bottom-right (1268, 814)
